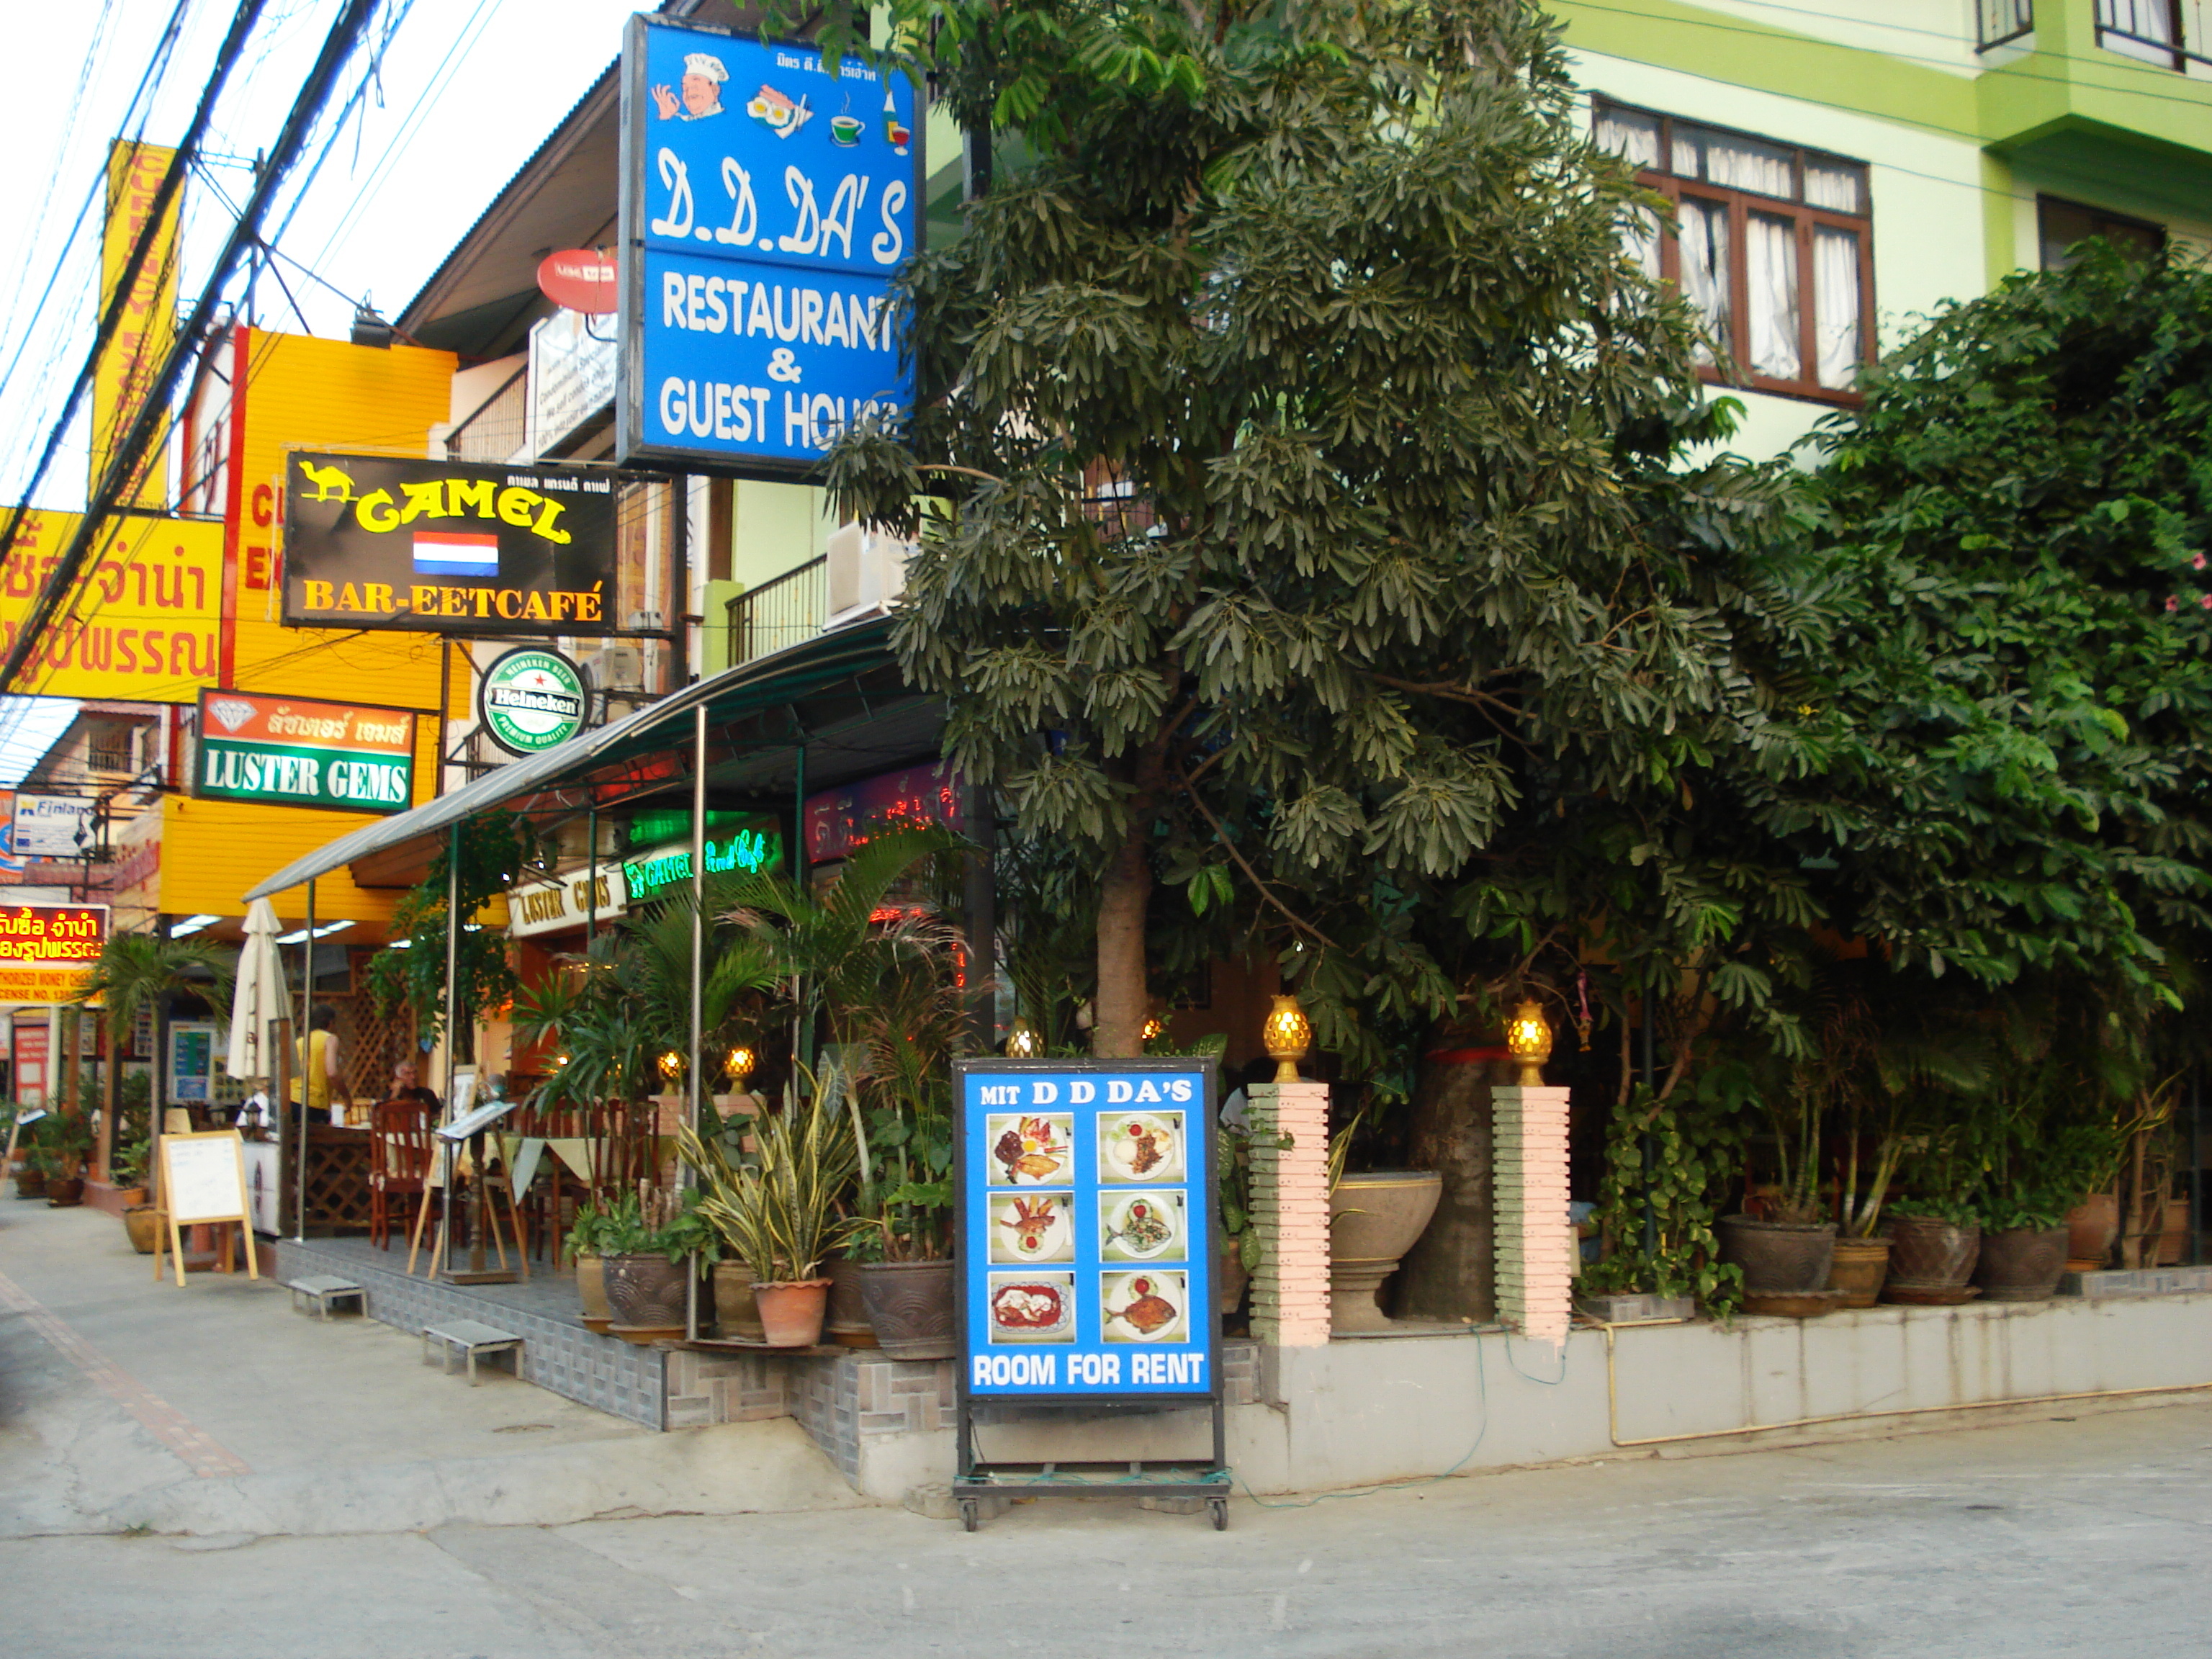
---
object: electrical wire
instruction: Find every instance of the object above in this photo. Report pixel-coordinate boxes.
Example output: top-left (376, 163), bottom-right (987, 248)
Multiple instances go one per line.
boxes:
top-left (0, 0), bottom-right (392, 696)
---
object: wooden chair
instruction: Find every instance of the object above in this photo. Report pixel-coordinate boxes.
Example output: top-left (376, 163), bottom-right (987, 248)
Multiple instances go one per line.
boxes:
top-left (367, 1100), bottom-right (432, 1251)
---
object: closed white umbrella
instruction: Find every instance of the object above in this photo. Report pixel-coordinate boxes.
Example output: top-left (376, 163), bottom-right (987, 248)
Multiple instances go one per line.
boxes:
top-left (226, 898), bottom-right (291, 1081)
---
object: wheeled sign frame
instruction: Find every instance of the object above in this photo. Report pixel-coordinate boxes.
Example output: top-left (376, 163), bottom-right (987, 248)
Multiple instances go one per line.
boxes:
top-left (950, 1056), bottom-right (1230, 1530)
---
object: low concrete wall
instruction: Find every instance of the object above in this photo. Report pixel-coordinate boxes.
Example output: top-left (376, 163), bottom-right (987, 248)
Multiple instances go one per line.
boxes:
top-left (1227, 1295), bottom-right (2212, 1493)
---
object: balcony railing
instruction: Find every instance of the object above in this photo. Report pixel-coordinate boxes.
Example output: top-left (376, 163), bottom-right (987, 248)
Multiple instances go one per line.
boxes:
top-left (725, 556), bottom-right (827, 668)
top-left (2098, 0), bottom-right (2212, 70)
top-left (1979, 0), bottom-right (2034, 49)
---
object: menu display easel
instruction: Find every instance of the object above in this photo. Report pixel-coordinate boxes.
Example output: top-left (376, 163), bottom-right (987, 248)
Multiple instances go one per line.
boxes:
top-left (951, 1056), bottom-right (1227, 1531)
top-left (153, 1130), bottom-right (258, 1288)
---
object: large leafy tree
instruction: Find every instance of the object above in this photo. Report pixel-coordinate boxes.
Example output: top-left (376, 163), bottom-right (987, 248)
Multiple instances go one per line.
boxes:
top-left (832, 0), bottom-right (1825, 1060)
top-left (1787, 246), bottom-right (2212, 1008)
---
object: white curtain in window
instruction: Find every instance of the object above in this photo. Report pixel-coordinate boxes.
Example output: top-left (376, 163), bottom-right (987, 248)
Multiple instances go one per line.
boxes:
top-left (1625, 205), bottom-right (1662, 279)
top-left (1804, 161), bottom-right (1863, 213)
top-left (1746, 212), bottom-right (1800, 381)
top-left (2101, 0), bottom-right (2175, 63)
top-left (1596, 107), bottom-right (1661, 168)
top-left (1705, 134), bottom-right (1795, 199)
top-left (1677, 197), bottom-right (1730, 365)
top-left (1814, 226), bottom-right (1862, 390)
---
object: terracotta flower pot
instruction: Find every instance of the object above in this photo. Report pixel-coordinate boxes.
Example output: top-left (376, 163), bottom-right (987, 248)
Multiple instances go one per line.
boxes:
top-left (122, 1205), bottom-right (161, 1254)
top-left (603, 1252), bottom-right (690, 1343)
top-left (1328, 1171), bottom-right (1442, 1334)
top-left (575, 1254), bottom-right (613, 1334)
top-left (712, 1262), bottom-right (765, 1341)
top-left (826, 1256), bottom-right (878, 1348)
top-left (15, 1169), bottom-right (48, 1200)
top-left (753, 1277), bottom-right (832, 1348)
top-left (1974, 1225), bottom-right (2069, 1302)
top-left (859, 1259), bottom-right (956, 1359)
top-left (1717, 1215), bottom-right (1836, 1293)
top-left (2065, 1194), bottom-right (2119, 1271)
top-left (1886, 1215), bottom-right (1979, 1289)
top-left (112, 1186), bottom-right (149, 1210)
top-left (1826, 1236), bottom-right (1891, 1308)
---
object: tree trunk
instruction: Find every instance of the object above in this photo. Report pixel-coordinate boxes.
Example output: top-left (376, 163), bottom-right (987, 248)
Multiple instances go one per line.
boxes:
top-left (1391, 1040), bottom-right (1512, 1322)
top-left (1092, 825), bottom-right (1152, 1058)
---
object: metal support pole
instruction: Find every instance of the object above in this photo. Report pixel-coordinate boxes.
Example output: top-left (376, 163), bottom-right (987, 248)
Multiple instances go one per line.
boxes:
top-left (585, 801), bottom-right (598, 947)
top-left (2192, 1069), bottom-right (2203, 1267)
top-left (293, 878), bottom-right (315, 1241)
top-left (686, 702), bottom-right (707, 1341)
top-left (443, 824), bottom-right (463, 1279)
top-left (1639, 981), bottom-right (1657, 1261)
top-left (962, 780), bottom-right (997, 1053)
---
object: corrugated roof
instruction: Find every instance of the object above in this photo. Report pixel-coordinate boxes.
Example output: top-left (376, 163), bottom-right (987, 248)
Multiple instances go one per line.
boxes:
top-left (244, 618), bottom-right (898, 900)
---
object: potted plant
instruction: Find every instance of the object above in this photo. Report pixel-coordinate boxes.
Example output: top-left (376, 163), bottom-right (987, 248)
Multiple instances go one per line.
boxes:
top-left (1326, 1102), bottom-right (1446, 1334)
top-left (602, 1187), bottom-right (717, 1344)
top-left (565, 1194), bottom-right (644, 1334)
top-left (1884, 1124), bottom-right (1983, 1300)
top-left (113, 1136), bottom-right (160, 1252)
top-left (1576, 1083), bottom-right (1747, 1317)
top-left (30, 1114), bottom-right (94, 1208)
top-left (688, 1087), bottom-right (858, 1348)
top-left (1217, 1125), bottom-right (1260, 1318)
top-left (1717, 1079), bottom-right (1837, 1297)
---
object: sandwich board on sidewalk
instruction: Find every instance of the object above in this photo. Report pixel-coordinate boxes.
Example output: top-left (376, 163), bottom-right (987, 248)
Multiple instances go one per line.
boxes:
top-left (153, 1130), bottom-right (256, 1288)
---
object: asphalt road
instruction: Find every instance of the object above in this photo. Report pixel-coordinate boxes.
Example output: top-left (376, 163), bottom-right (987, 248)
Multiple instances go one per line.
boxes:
top-left (7, 1398), bottom-right (2208, 1658)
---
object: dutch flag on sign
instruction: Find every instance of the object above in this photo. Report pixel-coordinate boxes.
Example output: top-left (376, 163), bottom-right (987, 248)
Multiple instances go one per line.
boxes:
top-left (413, 530), bottom-right (499, 577)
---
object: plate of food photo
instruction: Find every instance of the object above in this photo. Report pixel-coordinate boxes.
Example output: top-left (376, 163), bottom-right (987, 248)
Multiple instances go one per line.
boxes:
top-left (989, 1192), bottom-right (1075, 1264)
top-left (1100, 1270), bottom-right (1189, 1344)
top-left (1100, 1190), bottom-right (1186, 1263)
top-left (986, 1272), bottom-right (1075, 1343)
top-left (1097, 1110), bottom-right (1184, 1184)
top-left (986, 1112), bottom-right (1074, 1187)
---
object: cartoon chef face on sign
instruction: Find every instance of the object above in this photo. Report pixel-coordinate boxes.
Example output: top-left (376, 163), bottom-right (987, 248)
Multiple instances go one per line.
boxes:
top-left (652, 52), bottom-right (727, 121)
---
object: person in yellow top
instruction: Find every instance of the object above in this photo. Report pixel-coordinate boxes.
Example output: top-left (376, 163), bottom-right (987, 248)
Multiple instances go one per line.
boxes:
top-left (289, 1004), bottom-right (353, 1125)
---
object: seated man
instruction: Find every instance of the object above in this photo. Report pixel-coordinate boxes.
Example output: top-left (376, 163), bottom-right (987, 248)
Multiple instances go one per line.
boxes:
top-left (387, 1058), bottom-right (440, 1115)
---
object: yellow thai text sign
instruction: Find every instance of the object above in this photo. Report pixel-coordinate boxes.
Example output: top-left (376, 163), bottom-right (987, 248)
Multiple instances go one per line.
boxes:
top-left (0, 510), bottom-right (221, 703)
top-left (94, 142), bottom-right (179, 506)
top-left (0, 904), bottom-right (107, 1004)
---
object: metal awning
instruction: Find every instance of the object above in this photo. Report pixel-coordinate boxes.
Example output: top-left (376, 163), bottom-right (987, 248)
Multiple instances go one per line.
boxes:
top-left (244, 618), bottom-right (907, 900)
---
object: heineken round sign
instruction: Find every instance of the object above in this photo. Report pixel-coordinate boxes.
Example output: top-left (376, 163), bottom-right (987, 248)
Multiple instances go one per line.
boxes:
top-left (479, 647), bottom-right (588, 755)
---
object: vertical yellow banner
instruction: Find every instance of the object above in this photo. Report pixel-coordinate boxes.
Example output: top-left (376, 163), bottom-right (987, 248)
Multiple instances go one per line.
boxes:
top-left (92, 140), bottom-right (179, 507)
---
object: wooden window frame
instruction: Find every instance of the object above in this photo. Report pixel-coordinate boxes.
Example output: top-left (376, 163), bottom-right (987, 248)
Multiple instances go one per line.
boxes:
top-left (1599, 99), bottom-right (1876, 408)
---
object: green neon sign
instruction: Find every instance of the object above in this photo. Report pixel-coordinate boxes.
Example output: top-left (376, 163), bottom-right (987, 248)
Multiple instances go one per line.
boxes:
top-left (621, 825), bottom-right (782, 897)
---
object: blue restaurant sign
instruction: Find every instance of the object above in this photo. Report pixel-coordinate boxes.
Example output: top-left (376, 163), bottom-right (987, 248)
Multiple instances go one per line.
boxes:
top-left (616, 17), bottom-right (920, 476)
top-left (955, 1058), bottom-right (1220, 1402)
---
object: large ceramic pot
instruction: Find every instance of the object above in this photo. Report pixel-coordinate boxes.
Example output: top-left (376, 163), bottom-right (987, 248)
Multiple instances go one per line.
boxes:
top-left (1717, 1216), bottom-right (1837, 1293)
top-left (603, 1252), bottom-right (690, 1344)
top-left (754, 1278), bottom-right (832, 1347)
top-left (825, 1256), bottom-right (878, 1348)
top-left (1826, 1236), bottom-right (1891, 1308)
top-left (122, 1205), bottom-right (161, 1254)
top-left (1974, 1225), bottom-right (2069, 1302)
top-left (45, 1177), bottom-right (85, 1208)
top-left (14, 1169), bottom-right (47, 1200)
top-left (712, 1262), bottom-right (765, 1341)
top-left (1887, 1215), bottom-right (1979, 1289)
top-left (859, 1259), bottom-right (956, 1359)
top-left (2065, 1194), bottom-right (2120, 1271)
top-left (1328, 1171), bottom-right (1443, 1334)
top-left (575, 1254), bottom-right (613, 1334)
top-left (2157, 1197), bottom-right (2191, 1267)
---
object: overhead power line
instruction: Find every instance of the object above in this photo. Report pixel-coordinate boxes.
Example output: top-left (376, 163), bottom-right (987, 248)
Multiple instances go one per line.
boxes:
top-left (0, 0), bottom-right (392, 698)
top-left (0, 0), bottom-right (271, 631)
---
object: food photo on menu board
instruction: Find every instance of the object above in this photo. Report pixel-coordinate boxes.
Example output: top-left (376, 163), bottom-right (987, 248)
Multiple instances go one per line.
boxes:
top-left (960, 1062), bottom-right (1216, 1398)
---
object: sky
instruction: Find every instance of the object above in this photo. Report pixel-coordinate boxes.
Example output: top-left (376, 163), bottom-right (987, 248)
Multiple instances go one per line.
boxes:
top-left (0, 0), bottom-right (641, 785)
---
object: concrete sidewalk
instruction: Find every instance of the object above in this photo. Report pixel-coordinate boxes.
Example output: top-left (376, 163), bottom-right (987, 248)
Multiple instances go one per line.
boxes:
top-left (2, 1396), bottom-right (2207, 1657)
top-left (0, 1198), bottom-right (861, 1537)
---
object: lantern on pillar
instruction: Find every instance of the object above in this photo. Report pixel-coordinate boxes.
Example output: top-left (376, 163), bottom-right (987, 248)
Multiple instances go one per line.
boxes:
top-left (1004, 1018), bottom-right (1043, 1058)
top-left (1505, 999), bottom-right (1553, 1087)
top-left (1262, 995), bottom-right (1312, 1083)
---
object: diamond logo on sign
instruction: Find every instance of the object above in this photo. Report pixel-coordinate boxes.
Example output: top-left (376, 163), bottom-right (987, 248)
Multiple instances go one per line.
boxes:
top-left (205, 698), bottom-right (256, 734)
top-left (479, 647), bottom-right (588, 756)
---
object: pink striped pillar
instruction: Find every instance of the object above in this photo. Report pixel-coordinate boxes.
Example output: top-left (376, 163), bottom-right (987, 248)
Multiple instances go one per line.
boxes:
top-left (1493, 1084), bottom-right (1573, 1344)
top-left (1246, 1081), bottom-right (1331, 1346)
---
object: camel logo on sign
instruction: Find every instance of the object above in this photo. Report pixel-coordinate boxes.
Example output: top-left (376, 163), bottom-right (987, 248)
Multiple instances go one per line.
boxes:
top-left (479, 647), bottom-right (588, 757)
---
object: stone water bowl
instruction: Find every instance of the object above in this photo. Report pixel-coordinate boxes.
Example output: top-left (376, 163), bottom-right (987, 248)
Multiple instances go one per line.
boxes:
top-left (1328, 1170), bottom-right (1444, 1334)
